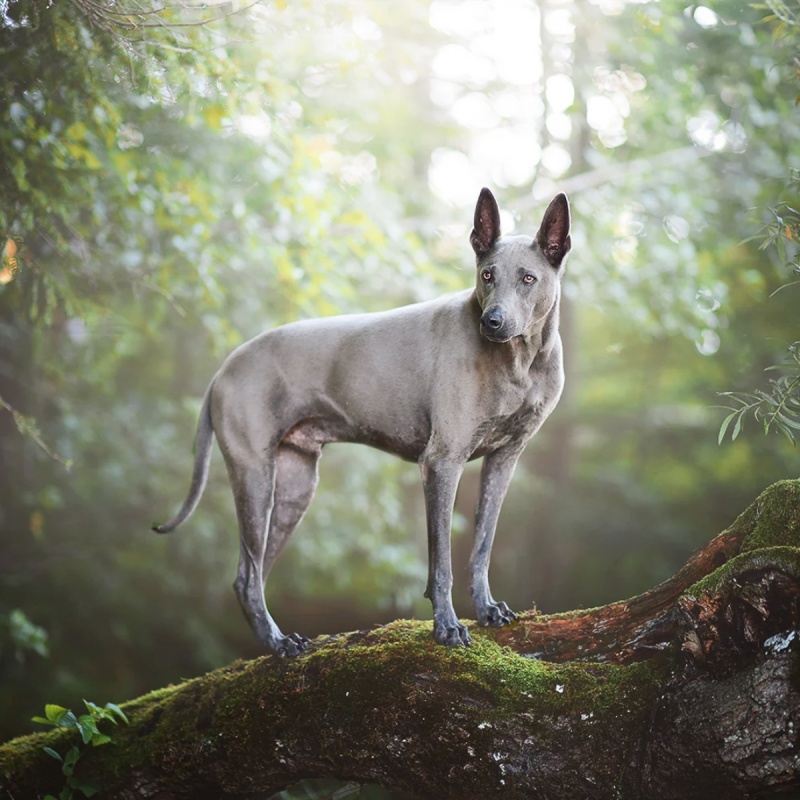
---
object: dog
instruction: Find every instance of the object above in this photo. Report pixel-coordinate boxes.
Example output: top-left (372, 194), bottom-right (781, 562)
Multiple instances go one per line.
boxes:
top-left (153, 188), bottom-right (571, 656)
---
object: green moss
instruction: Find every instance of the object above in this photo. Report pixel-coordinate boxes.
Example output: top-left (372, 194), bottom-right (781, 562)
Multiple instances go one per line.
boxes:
top-left (255, 619), bottom-right (669, 724)
top-left (677, 479), bottom-right (800, 597)
top-left (0, 730), bottom-right (62, 764)
top-left (739, 479), bottom-right (800, 552)
top-left (542, 603), bottom-right (606, 622)
top-left (685, 545), bottom-right (800, 597)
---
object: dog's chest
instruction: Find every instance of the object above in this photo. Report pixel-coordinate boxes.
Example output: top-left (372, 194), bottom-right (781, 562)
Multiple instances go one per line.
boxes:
top-left (471, 369), bottom-right (559, 456)
top-left (480, 409), bottom-right (533, 451)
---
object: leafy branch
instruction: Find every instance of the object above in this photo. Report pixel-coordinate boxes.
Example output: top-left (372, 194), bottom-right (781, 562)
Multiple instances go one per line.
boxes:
top-left (718, 342), bottom-right (800, 445)
top-left (740, 169), bottom-right (800, 289)
top-left (718, 165), bottom-right (800, 446)
top-left (761, 0), bottom-right (800, 29)
top-left (68, 0), bottom-right (263, 35)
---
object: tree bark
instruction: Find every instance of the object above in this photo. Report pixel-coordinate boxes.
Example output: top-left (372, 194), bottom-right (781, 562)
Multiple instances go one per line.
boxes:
top-left (2, 480), bottom-right (800, 800)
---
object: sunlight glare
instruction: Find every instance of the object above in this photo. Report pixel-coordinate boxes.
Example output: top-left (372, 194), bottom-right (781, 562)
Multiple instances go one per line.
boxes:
top-left (427, 0), bottom-right (548, 206)
top-left (546, 112), bottom-right (572, 141)
top-left (352, 15), bottom-right (382, 40)
top-left (433, 44), bottom-right (497, 86)
top-left (429, 148), bottom-right (482, 207)
top-left (452, 92), bottom-right (501, 130)
top-left (546, 74), bottom-right (574, 113)
top-left (541, 144), bottom-right (571, 177)
top-left (692, 6), bottom-right (719, 29)
top-left (472, 126), bottom-right (542, 188)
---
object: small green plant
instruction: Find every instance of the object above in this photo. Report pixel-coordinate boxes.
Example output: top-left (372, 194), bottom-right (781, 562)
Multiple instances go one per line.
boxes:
top-left (32, 700), bottom-right (129, 800)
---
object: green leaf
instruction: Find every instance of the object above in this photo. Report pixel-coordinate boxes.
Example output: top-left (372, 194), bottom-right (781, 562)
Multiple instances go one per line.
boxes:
top-left (63, 745), bottom-right (81, 775)
top-left (775, 423), bottom-right (796, 445)
top-left (75, 715), bottom-right (99, 744)
top-left (43, 746), bottom-right (63, 761)
top-left (45, 704), bottom-right (69, 724)
top-left (90, 733), bottom-right (112, 746)
top-left (105, 703), bottom-right (129, 724)
top-left (62, 711), bottom-right (79, 729)
top-left (76, 724), bottom-right (92, 744)
top-left (718, 411), bottom-right (737, 445)
top-left (732, 413), bottom-right (743, 441)
top-left (776, 412), bottom-right (800, 430)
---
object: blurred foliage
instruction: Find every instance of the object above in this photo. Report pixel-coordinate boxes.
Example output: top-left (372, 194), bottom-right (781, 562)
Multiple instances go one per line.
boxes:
top-left (3, 608), bottom-right (49, 660)
top-left (0, 9), bottom-right (797, 798)
top-left (718, 169), bottom-right (800, 443)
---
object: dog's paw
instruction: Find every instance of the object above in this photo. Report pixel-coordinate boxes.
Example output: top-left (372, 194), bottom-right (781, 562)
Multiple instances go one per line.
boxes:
top-left (273, 632), bottom-right (310, 658)
top-left (478, 601), bottom-right (517, 628)
top-left (433, 620), bottom-right (472, 648)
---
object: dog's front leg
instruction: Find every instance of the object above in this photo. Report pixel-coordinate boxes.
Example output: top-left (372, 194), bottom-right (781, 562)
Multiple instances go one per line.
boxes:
top-left (470, 445), bottom-right (524, 627)
top-left (420, 454), bottom-right (471, 647)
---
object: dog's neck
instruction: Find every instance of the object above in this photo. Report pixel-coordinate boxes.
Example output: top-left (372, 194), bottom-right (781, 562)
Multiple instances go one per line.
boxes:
top-left (535, 282), bottom-right (561, 358)
top-left (517, 282), bottom-right (562, 368)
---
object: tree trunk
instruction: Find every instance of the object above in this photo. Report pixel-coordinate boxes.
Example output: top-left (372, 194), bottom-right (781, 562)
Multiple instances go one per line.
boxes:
top-left (2, 480), bottom-right (800, 800)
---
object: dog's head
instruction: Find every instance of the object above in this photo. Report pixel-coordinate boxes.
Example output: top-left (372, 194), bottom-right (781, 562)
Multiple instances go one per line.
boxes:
top-left (470, 188), bottom-right (570, 343)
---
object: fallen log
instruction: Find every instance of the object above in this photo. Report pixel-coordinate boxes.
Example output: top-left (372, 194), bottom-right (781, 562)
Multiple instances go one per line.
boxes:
top-left (2, 480), bottom-right (799, 799)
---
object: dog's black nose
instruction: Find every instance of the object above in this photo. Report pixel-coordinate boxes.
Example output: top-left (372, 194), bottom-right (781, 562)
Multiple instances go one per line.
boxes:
top-left (482, 309), bottom-right (504, 331)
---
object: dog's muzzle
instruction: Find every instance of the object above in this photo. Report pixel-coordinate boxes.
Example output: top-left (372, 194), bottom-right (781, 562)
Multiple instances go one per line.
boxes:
top-left (480, 307), bottom-right (510, 342)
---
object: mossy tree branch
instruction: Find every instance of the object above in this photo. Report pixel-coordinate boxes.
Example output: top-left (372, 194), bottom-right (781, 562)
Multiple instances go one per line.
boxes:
top-left (2, 481), bottom-right (800, 799)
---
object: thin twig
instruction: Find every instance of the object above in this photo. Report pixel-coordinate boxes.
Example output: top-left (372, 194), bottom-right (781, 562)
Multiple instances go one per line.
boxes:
top-left (0, 395), bottom-right (72, 469)
top-left (765, 0), bottom-right (800, 27)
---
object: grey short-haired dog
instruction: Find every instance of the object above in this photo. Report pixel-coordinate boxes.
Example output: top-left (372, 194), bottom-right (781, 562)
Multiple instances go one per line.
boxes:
top-left (154, 188), bottom-right (571, 656)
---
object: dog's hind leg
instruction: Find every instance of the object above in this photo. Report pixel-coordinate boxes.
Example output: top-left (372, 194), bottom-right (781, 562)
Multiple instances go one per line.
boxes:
top-left (263, 443), bottom-right (320, 578)
top-left (247, 443), bottom-right (321, 653)
top-left (224, 443), bottom-right (307, 657)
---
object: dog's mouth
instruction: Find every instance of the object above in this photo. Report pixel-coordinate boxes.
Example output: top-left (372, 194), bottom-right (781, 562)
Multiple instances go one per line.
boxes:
top-left (479, 325), bottom-right (512, 344)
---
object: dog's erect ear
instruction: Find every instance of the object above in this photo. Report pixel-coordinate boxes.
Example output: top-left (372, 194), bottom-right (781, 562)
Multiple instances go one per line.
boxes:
top-left (535, 193), bottom-right (571, 268)
top-left (470, 187), bottom-right (501, 256)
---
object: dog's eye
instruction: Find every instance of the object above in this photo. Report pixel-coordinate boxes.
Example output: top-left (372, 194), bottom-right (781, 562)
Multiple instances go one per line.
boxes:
top-left (481, 270), bottom-right (492, 282)
top-left (522, 274), bottom-right (537, 285)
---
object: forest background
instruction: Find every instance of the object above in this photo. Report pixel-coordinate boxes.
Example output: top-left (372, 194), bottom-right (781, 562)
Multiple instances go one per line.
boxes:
top-left (1, 0), bottom-right (798, 752)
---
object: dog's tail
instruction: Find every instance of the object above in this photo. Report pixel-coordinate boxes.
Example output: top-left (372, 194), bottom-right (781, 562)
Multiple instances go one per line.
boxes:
top-left (152, 382), bottom-right (215, 535)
